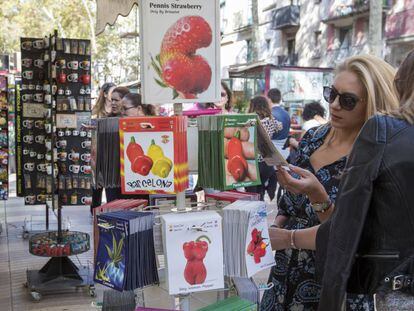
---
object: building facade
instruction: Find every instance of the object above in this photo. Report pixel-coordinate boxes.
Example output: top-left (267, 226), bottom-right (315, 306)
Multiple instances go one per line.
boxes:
top-left (220, 0), bottom-right (414, 83)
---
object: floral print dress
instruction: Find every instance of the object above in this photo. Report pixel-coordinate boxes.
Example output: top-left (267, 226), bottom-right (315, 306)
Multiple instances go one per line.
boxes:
top-left (260, 125), bottom-right (374, 311)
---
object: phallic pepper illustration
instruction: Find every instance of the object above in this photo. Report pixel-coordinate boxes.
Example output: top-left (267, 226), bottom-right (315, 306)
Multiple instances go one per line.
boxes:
top-left (150, 16), bottom-right (212, 99)
top-left (131, 155), bottom-right (153, 176)
top-left (126, 136), bottom-right (144, 162)
top-left (147, 139), bottom-right (173, 178)
top-left (183, 235), bottom-right (211, 285)
top-left (247, 228), bottom-right (267, 264)
top-left (126, 136), bottom-right (153, 176)
top-left (227, 130), bottom-right (248, 181)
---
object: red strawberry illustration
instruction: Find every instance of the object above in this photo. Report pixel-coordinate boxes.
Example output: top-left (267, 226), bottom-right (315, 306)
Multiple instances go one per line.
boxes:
top-left (161, 16), bottom-right (212, 55)
top-left (151, 16), bottom-right (213, 99)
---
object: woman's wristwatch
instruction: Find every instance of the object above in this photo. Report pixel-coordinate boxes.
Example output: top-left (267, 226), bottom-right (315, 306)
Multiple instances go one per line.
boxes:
top-left (310, 198), bottom-right (332, 213)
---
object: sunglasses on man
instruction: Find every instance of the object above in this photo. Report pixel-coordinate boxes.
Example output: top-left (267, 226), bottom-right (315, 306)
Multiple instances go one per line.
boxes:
top-left (323, 86), bottom-right (360, 111)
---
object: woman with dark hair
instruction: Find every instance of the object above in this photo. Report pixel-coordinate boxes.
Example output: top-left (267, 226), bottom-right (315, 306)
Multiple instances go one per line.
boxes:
top-left (121, 93), bottom-right (156, 117)
top-left (109, 86), bottom-right (130, 117)
top-left (92, 82), bottom-right (116, 118)
top-left (201, 81), bottom-right (233, 112)
top-left (302, 101), bottom-right (327, 132)
top-left (245, 96), bottom-right (281, 200)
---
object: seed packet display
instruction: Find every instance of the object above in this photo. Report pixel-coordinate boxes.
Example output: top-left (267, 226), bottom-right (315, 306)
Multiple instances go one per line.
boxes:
top-left (119, 116), bottom-right (188, 194)
top-left (94, 211), bottom-right (159, 291)
top-left (198, 296), bottom-right (256, 311)
top-left (205, 190), bottom-right (260, 207)
top-left (54, 38), bottom-right (93, 206)
top-left (93, 199), bottom-right (148, 262)
top-left (0, 75), bottom-right (8, 199)
top-left (197, 114), bottom-right (261, 190)
top-left (20, 37), bottom-right (49, 205)
top-left (94, 117), bottom-right (121, 188)
top-left (223, 200), bottom-right (275, 278)
top-left (148, 191), bottom-right (197, 206)
top-left (161, 211), bottom-right (224, 295)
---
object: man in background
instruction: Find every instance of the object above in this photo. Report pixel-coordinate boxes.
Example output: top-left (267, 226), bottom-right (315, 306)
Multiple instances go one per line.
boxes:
top-left (267, 88), bottom-right (290, 159)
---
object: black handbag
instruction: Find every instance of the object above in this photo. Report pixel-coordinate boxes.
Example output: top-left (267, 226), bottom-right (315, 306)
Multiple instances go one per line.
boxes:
top-left (377, 254), bottom-right (414, 295)
top-left (375, 255), bottom-right (414, 310)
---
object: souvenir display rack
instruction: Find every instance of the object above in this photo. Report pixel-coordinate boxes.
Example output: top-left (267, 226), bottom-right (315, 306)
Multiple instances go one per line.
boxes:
top-left (19, 31), bottom-right (94, 301)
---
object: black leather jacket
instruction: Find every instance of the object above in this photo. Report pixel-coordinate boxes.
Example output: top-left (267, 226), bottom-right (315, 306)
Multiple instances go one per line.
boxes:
top-left (315, 115), bottom-right (414, 311)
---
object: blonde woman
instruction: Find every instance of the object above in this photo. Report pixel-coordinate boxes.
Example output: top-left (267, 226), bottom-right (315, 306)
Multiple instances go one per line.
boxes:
top-left (92, 82), bottom-right (116, 118)
top-left (260, 55), bottom-right (399, 311)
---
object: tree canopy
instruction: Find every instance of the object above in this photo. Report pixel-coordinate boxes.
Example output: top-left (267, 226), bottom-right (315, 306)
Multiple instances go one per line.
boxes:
top-left (0, 0), bottom-right (139, 85)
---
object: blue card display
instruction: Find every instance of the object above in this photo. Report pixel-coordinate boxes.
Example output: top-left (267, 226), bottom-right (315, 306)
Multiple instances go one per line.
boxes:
top-left (94, 211), bottom-right (159, 291)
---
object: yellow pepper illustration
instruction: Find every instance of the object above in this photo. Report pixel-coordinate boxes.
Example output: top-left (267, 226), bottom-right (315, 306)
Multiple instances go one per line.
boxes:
top-left (147, 139), bottom-right (173, 178)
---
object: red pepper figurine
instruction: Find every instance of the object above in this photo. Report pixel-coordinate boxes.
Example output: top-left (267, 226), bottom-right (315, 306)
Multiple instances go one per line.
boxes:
top-left (182, 235), bottom-right (211, 285)
top-left (126, 136), bottom-right (144, 162)
top-left (227, 130), bottom-right (248, 181)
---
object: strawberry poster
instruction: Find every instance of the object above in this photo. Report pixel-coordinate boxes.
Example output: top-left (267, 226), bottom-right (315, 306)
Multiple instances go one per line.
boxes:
top-left (139, 0), bottom-right (221, 104)
top-left (245, 204), bottom-right (275, 277)
top-left (161, 211), bottom-right (224, 295)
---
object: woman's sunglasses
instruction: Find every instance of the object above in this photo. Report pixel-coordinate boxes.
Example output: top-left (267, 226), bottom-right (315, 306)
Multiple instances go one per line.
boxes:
top-left (323, 86), bottom-right (360, 111)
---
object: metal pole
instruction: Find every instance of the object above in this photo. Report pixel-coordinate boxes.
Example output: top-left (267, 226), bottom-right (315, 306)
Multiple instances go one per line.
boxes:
top-left (173, 102), bottom-right (190, 310)
top-left (51, 29), bottom-right (62, 242)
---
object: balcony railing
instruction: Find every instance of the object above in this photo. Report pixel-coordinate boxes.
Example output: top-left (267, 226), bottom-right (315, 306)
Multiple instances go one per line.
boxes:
top-left (278, 53), bottom-right (299, 66)
top-left (323, 0), bottom-right (390, 23)
top-left (271, 5), bottom-right (300, 30)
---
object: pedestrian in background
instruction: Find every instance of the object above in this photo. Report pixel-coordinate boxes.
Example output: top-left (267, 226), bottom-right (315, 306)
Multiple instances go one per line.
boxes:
top-left (268, 88), bottom-right (291, 159)
top-left (91, 82), bottom-right (116, 118)
top-left (302, 101), bottom-right (328, 132)
top-left (120, 93), bottom-right (156, 117)
top-left (245, 95), bottom-right (281, 200)
top-left (108, 86), bottom-right (130, 117)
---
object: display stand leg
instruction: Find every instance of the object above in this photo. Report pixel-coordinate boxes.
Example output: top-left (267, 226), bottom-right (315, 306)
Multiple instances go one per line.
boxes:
top-left (174, 294), bottom-right (190, 311)
top-left (46, 204), bottom-right (49, 231)
top-left (38, 256), bottom-right (82, 282)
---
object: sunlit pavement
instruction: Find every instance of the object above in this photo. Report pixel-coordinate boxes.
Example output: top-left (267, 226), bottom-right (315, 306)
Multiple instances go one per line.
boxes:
top-left (0, 175), bottom-right (275, 310)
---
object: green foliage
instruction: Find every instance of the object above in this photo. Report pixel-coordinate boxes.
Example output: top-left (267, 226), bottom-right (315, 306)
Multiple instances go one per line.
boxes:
top-left (0, 0), bottom-right (139, 84)
top-left (234, 99), bottom-right (249, 113)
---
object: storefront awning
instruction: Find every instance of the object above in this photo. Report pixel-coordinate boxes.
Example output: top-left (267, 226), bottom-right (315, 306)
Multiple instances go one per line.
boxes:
top-left (96, 0), bottom-right (138, 35)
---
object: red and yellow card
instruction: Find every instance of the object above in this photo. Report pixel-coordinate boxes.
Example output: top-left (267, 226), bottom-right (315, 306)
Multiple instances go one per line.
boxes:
top-left (119, 117), bottom-right (188, 194)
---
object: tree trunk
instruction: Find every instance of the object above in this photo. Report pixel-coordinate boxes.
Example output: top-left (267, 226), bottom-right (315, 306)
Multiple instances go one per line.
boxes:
top-left (368, 0), bottom-right (382, 57)
top-left (251, 0), bottom-right (260, 62)
top-left (81, 0), bottom-right (97, 54)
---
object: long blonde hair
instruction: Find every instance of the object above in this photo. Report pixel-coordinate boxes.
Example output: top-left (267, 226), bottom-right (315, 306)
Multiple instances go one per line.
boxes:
top-left (92, 82), bottom-right (115, 118)
top-left (391, 49), bottom-right (414, 124)
top-left (336, 54), bottom-right (400, 120)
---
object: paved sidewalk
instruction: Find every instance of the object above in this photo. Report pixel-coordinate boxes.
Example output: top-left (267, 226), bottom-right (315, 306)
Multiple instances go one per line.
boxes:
top-left (0, 178), bottom-right (277, 310)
